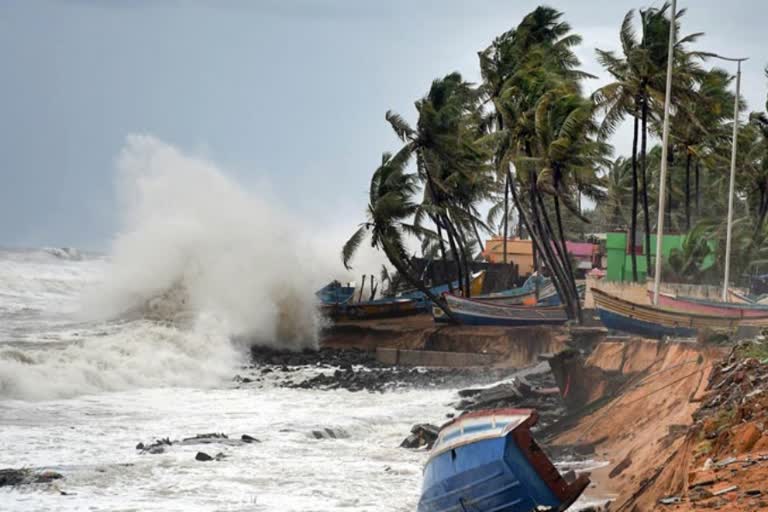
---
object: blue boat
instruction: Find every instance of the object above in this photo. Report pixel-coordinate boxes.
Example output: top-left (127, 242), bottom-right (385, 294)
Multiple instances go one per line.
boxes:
top-left (419, 409), bottom-right (589, 512)
top-left (592, 288), bottom-right (742, 339)
top-left (433, 294), bottom-right (569, 326)
top-left (316, 281), bottom-right (355, 305)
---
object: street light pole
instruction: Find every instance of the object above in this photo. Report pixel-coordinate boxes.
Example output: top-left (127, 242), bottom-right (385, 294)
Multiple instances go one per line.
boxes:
top-left (718, 56), bottom-right (748, 301)
top-left (652, 0), bottom-right (676, 305)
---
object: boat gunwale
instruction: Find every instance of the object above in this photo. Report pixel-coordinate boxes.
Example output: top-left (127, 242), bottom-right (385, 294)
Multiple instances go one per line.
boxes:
top-left (592, 287), bottom-right (768, 322)
top-left (444, 293), bottom-right (566, 312)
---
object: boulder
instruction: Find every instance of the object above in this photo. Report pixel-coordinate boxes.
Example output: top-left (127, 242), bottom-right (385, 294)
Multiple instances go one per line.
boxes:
top-left (401, 424), bottom-right (439, 450)
top-left (195, 452), bottom-right (214, 462)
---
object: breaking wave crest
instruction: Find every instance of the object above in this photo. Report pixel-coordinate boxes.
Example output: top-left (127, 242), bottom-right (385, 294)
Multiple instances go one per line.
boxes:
top-left (85, 134), bottom-right (326, 349)
top-left (0, 135), bottom-right (336, 400)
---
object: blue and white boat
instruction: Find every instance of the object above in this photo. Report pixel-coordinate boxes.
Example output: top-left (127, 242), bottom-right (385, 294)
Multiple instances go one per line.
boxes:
top-left (315, 281), bottom-right (356, 305)
top-left (418, 409), bottom-right (588, 512)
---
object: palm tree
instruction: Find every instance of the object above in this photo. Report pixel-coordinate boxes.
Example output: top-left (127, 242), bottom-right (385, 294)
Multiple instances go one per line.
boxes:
top-left (341, 152), bottom-right (456, 320)
top-left (594, 2), bottom-right (707, 280)
top-left (479, 7), bottom-right (598, 321)
top-left (598, 157), bottom-right (633, 230)
top-left (670, 68), bottom-right (735, 229)
top-left (387, 72), bottom-right (493, 297)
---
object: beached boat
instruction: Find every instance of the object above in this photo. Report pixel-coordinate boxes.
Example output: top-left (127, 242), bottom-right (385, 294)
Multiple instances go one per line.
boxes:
top-left (650, 290), bottom-right (768, 319)
top-left (433, 293), bottom-right (568, 326)
top-left (321, 297), bottom-right (426, 321)
top-left (399, 271), bottom-right (486, 302)
top-left (592, 288), bottom-right (768, 338)
top-left (418, 409), bottom-right (589, 512)
top-left (315, 281), bottom-right (355, 305)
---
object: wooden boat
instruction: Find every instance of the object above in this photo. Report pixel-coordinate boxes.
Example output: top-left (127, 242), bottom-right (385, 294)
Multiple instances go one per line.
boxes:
top-left (400, 271), bottom-right (486, 301)
top-left (418, 409), bottom-right (589, 512)
top-left (479, 280), bottom-right (585, 307)
top-left (433, 293), bottom-right (568, 326)
top-left (650, 290), bottom-right (768, 319)
top-left (592, 288), bottom-right (768, 338)
top-left (315, 281), bottom-right (355, 305)
top-left (321, 297), bottom-right (426, 321)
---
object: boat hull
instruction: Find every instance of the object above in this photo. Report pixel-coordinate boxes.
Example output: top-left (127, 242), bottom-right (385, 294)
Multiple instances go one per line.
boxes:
top-left (419, 409), bottom-right (587, 512)
top-left (593, 288), bottom-right (745, 338)
top-left (598, 307), bottom-right (696, 338)
top-left (433, 294), bottom-right (568, 326)
top-left (653, 291), bottom-right (768, 320)
top-left (322, 299), bottom-right (425, 321)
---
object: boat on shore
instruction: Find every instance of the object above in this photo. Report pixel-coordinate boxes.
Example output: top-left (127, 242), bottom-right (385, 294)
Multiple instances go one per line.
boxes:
top-left (316, 281), bottom-right (355, 305)
top-left (650, 290), bottom-right (768, 319)
top-left (321, 297), bottom-right (426, 321)
top-left (418, 409), bottom-right (589, 512)
top-left (592, 288), bottom-right (768, 338)
top-left (399, 271), bottom-right (486, 302)
top-left (433, 293), bottom-right (568, 326)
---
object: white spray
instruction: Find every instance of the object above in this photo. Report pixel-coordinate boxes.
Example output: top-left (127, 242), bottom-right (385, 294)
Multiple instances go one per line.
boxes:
top-left (1, 135), bottom-right (356, 400)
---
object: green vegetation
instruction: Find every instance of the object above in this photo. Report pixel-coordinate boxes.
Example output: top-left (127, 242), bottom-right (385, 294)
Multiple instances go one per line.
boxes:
top-left (342, 2), bottom-right (768, 321)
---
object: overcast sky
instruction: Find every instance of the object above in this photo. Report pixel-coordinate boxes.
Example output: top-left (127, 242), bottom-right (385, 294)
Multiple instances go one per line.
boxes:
top-left (0, 0), bottom-right (766, 249)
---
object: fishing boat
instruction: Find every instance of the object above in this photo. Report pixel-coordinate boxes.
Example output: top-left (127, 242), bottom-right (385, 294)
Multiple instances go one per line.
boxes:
top-left (650, 290), bottom-right (768, 319)
top-left (321, 297), bottom-right (426, 321)
top-left (475, 274), bottom-right (548, 305)
top-left (418, 409), bottom-right (589, 512)
top-left (399, 271), bottom-right (486, 302)
top-left (315, 281), bottom-right (355, 305)
top-left (591, 288), bottom-right (768, 338)
top-left (433, 293), bottom-right (568, 326)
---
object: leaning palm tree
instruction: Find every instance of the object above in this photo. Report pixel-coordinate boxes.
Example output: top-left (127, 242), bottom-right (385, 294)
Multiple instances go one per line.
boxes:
top-left (341, 151), bottom-right (456, 320)
top-left (481, 6), bottom-right (597, 321)
top-left (386, 72), bottom-right (494, 297)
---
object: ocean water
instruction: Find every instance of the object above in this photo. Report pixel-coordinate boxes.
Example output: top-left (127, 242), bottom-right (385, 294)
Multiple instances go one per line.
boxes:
top-left (0, 248), bottom-right (456, 511)
top-left (0, 248), bottom-right (608, 512)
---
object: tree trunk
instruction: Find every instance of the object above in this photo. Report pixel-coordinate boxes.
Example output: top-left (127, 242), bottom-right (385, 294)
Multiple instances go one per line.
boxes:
top-left (442, 215), bottom-right (465, 295)
top-left (695, 159), bottom-right (700, 219)
top-left (471, 217), bottom-right (484, 259)
top-left (448, 216), bottom-right (473, 297)
top-left (630, 112), bottom-right (640, 282)
top-left (503, 173), bottom-right (509, 264)
top-left (641, 97), bottom-right (652, 277)
top-left (507, 169), bottom-right (571, 318)
top-left (554, 193), bottom-right (583, 323)
top-left (527, 168), bottom-right (574, 320)
top-left (536, 191), bottom-right (578, 321)
top-left (434, 220), bottom-right (453, 293)
top-left (685, 150), bottom-right (691, 231)
top-left (381, 239), bottom-right (458, 322)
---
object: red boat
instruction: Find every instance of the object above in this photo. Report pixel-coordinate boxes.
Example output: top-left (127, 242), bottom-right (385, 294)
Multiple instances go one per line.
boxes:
top-left (650, 290), bottom-right (768, 322)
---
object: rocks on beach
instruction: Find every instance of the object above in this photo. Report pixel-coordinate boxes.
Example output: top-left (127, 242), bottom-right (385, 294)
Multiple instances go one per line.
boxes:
top-left (0, 468), bottom-right (63, 487)
top-left (247, 345), bottom-right (523, 393)
top-left (400, 424), bottom-right (439, 450)
top-left (137, 432), bottom-right (261, 455)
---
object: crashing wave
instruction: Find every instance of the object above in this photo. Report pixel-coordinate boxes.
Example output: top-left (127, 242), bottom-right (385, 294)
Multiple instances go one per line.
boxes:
top-left (43, 247), bottom-right (84, 260)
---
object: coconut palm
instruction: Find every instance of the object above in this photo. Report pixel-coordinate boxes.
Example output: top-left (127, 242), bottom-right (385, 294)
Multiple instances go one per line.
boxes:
top-left (594, 2), bottom-right (707, 280)
top-left (478, 6), bottom-right (597, 321)
top-left (386, 72), bottom-right (493, 296)
top-left (341, 151), bottom-right (456, 320)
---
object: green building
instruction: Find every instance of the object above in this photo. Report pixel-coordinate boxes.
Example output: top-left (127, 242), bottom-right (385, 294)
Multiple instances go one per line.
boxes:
top-left (605, 232), bottom-right (714, 282)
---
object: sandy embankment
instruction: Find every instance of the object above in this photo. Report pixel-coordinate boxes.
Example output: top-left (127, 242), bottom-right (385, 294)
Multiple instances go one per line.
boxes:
top-left (551, 339), bottom-right (726, 510)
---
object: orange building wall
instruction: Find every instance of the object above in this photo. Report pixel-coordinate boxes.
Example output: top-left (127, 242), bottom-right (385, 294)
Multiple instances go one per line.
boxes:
top-left (483, 237), bottom-right (535, 275)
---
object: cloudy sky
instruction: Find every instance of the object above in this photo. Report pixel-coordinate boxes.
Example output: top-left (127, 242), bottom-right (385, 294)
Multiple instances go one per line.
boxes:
top-left (0, 0), bottom-right (765, 250)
